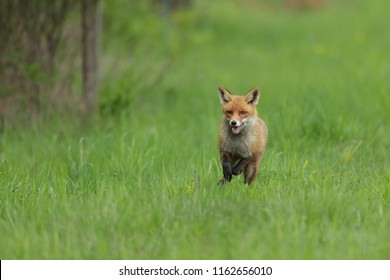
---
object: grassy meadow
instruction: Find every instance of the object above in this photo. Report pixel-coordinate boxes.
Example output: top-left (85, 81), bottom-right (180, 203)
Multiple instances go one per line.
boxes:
top-left (0, 0), bottom-right (389, 259)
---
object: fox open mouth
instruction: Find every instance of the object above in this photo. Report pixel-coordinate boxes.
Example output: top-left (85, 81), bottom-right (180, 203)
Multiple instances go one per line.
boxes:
top-left (231, 123), bottom-right (245, 134)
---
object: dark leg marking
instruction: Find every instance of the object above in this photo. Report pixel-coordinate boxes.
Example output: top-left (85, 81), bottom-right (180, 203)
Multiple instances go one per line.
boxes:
top-left (232, 157), bottom-right (251, 176)
top-left (219, 152), bottom-right (233, 185)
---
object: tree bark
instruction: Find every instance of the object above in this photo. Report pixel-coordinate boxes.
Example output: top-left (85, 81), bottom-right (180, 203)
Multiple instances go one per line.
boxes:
top-left (81, 0), bottom-right (101, 115)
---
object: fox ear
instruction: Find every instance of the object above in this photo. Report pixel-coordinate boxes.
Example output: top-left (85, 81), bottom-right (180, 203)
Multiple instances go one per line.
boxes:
top-left (218, 85), bottom-right (232, 105)
top-left (244, 87), bottom-right (260, 105)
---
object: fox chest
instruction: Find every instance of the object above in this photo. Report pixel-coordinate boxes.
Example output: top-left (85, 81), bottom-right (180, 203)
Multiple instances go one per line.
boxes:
top-left (220, 133), bottom-right (254, 158)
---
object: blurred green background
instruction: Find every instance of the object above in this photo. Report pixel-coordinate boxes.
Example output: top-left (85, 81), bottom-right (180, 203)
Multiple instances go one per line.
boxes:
top-left (0, 0), bottom-right (389, 259)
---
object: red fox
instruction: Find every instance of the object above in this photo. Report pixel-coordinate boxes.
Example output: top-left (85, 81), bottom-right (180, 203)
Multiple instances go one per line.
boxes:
top-left (218, 85), bottom-right (268, 185)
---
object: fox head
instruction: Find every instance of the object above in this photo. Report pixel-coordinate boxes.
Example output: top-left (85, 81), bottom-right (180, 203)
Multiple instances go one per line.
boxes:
top-left (218, 85), bottom-right (260, 135)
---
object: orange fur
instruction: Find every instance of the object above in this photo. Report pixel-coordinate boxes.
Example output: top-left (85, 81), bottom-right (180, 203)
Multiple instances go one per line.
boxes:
top-left (218, 85), bottom-right (268, 185)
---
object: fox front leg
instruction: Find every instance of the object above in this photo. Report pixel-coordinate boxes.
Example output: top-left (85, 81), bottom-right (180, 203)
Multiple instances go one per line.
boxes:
top-left (232, 157), bottom-right (251, 176)
top-left (243, 157), bottom-right (261, 185)
top-left (218, 153), bottom-right (233, 185)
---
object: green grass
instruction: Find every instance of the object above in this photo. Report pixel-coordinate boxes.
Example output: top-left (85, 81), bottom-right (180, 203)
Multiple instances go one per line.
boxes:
top-left (0, 0), bottom-right (389, 259)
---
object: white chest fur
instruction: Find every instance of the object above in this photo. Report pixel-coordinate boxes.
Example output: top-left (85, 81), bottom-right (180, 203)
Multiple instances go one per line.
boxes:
top-left (221, 122), bottom-right (256, 158)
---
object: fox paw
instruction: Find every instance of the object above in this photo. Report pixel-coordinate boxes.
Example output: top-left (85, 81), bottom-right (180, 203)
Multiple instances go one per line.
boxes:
top-left (232, 167), bottom-right (243, 176)
top-left (218, 179), bottom-right (228, 186)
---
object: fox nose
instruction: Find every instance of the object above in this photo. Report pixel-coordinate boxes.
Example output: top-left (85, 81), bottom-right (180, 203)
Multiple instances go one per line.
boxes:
top-left (230, 120), bottom-right (237, 126)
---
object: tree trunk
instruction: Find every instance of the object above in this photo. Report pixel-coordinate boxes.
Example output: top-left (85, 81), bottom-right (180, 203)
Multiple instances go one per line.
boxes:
top-left (81, 0), bottom-right (101, 115)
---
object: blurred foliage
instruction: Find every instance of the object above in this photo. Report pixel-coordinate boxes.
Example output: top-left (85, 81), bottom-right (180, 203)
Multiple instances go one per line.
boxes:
top-left (0, 0), bottom-right (384, 123)
top-left (99, 0), bottom-right (203, 118)
top-left (0, 0), bottom-right (79, 123)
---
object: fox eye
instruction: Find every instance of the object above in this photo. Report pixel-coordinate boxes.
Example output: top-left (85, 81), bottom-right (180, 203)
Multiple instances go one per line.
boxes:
top-left (240, 110), bottom-right (247, 115)
top-left (226, 110), bottom-right (233, 115)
